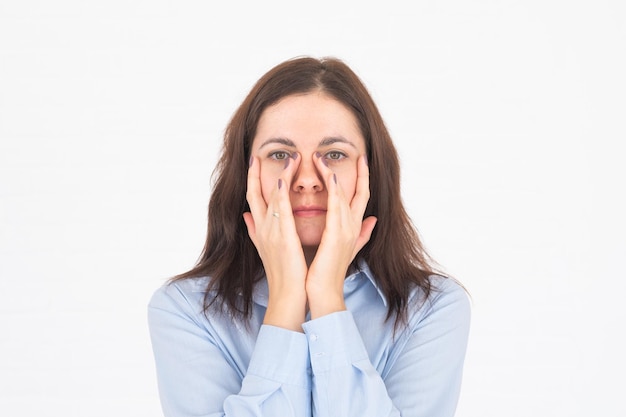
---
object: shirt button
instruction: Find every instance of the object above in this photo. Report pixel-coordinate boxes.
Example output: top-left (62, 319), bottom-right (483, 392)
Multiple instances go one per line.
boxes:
top-left (310, 334), bottom-right (318, 342)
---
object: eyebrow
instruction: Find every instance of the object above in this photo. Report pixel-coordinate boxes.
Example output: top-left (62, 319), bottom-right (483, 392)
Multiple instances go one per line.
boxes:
top-left (258, 136), bottom-right (357, 150)
top-left (319, 136), bottom-right (358, 149)
top-left (258, 138), bottom-right (296, 149)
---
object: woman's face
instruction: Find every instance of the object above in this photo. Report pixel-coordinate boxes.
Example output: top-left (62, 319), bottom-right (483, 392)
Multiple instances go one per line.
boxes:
top-left (250, 92), bottom-right (367, 250)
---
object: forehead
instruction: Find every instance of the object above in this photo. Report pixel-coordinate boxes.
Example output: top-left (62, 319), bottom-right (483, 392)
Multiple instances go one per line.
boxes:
top-left (252, 92), bottom-right (365, 150)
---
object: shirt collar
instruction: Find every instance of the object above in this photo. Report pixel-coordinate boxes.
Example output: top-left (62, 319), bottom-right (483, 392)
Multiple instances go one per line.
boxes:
top-left (352, 259), bottom-right (388, 307)
top-left (252, 259), bottom-right (387, 308)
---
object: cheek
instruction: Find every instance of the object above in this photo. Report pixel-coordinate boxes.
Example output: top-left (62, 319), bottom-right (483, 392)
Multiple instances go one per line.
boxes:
top-left (337, 170), bottom-right (358, 200)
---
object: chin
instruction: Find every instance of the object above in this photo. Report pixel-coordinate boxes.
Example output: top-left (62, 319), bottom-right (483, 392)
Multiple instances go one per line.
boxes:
top-left (297, 234), bottom-right (322, 248)
top-left (295, 220), bottom-right (324, 246)
top-left (295, 231), bottom-right (323, 248)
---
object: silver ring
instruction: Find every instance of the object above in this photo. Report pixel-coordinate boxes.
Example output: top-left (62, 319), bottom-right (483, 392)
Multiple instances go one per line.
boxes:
top-left (272, 212), bottom-right (280, 218)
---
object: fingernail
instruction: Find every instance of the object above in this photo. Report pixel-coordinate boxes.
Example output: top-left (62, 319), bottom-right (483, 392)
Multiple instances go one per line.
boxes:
top-left (315, 152), bottom-right (328, 166)
top-left (291, 152), bottom-right (298, 160)
top-left (249, 156), bottom-right (253, 167)
top-left (278, 179), bottom-right (283, 189)
top-left (364, 154), bottom-right (368, 166)
top-left (284, 157), bottom-right (290, 169)
top-left (333, 173), bottom-right (337, 184)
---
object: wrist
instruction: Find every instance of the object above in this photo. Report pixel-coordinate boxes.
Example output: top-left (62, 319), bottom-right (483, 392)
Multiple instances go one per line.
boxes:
top-left (263, 291), bottom-right (307, 332)
top-left (306, 288), bottom-right (346, 320)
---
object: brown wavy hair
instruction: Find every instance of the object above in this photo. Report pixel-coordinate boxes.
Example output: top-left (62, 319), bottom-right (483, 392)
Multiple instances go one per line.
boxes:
top-left (172, 56), bottom-right (440, 327)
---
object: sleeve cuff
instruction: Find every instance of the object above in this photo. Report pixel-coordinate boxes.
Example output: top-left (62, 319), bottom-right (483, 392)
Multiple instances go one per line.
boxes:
top-left (246, 325), bottom-right (311, 389)
top-left (302, 310), bottom-right (369, 374)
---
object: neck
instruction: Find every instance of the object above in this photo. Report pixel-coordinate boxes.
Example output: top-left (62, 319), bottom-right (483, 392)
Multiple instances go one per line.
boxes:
top-left (303, 246), bottom-right (317, 267)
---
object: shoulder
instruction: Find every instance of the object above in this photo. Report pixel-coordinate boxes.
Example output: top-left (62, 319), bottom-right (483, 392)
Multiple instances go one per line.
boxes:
top-left (148, 276), bottom-right (211, 320)
top-left (429, 275), bottom-right (470, 308)
top-left (407, 275), bottom-right (471, 333)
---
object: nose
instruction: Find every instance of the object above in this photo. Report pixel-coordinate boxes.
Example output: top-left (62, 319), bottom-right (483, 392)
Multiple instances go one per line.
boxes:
top-left (292, 156), bottom-right (324, 192)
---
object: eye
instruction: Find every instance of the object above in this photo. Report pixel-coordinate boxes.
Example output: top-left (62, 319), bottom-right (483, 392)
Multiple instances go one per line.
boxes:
top-left (324, 151), bottom-right (347, 161)
top-left (269, 151), bottom-right (290, 160)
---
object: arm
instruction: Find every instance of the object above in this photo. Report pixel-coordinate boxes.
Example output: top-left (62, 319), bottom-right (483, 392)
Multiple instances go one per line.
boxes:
top-left (302, 279), bottom-right (471, 417)
top-left (243, 154), bottom-right (308, 332)
top-left (147, 284), bottom-right (312, 417)
top-left (304, 153), bottom-right (470, 415)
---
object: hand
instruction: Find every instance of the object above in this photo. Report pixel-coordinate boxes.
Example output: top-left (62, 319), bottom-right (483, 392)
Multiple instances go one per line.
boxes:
top-left (243, 154), bottom-right (308, 331)
top-left (306, 154), bottom-right (378, 319)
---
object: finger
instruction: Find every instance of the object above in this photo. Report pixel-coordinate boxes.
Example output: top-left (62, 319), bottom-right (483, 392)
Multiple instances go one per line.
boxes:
top-left (312, 153), bottom-right (346, 236)
top-left (246, 156), bottom-right (267, 220)
top-left (352, 216), bottom-right (378, 258)
top-left (242, 212), bottom-right (257, 244)
top-left (279, 152), bottom-right (301, 197)
top-left (267, 152), bottom-right (300, 221)
top-left (350, 155), bottom-right (371, 219)
top-left (313, 151), bottom-right (339, 192)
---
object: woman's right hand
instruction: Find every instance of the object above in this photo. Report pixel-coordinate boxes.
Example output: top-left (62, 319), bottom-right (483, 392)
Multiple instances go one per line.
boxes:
top-left (243, 153), bottom-right (308, 332)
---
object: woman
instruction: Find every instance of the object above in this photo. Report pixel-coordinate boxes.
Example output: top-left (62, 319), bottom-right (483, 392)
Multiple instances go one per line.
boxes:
top-left (148, 56), bottom-right (471, 417)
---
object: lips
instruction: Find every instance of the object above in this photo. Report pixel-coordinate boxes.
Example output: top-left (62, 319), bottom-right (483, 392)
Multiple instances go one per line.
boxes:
top-left (293, 205), bottom-right (327, 217)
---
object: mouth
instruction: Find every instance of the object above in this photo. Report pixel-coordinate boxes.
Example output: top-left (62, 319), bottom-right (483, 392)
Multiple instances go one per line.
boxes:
top-left (293, 206), bottom-right (327, 218)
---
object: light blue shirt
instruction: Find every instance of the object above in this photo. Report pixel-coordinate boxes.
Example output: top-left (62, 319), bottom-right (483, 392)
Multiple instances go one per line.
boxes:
top-left (147, 261), bottom-right (471, 417)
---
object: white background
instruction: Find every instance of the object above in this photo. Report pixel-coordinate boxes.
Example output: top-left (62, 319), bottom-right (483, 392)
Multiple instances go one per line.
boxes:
top-left (1, 1), bottom-right (624, 416)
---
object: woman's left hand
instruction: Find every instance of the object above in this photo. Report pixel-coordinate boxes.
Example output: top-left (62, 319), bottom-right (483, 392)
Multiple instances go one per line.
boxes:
top-left (306, 154), bottom-right (377, 319)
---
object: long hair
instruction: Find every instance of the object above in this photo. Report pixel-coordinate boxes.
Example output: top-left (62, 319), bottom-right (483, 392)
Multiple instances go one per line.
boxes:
top-left (172, 56), bottom-right (439, 328)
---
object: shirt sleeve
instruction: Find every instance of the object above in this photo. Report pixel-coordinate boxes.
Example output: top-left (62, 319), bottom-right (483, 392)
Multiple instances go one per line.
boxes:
top-left (301, 279), bottom-right (471, 417)
top-left (147, 283), bottom-right (312, 417)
